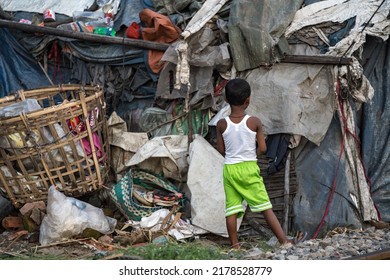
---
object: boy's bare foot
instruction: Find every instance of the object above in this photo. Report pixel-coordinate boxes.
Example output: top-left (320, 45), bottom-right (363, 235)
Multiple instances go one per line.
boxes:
top-left (231, 243), bottom-right (241, 249)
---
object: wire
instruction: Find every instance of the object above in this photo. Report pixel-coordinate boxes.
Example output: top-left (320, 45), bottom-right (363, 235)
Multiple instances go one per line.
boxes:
top-left (340, 0), bottom-right (386, 59)
top-left (311, 79), bottom-right (346, 239)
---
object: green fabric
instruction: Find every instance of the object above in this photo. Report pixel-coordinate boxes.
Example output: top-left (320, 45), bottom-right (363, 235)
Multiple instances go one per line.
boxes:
top-left (109, 169), bottom-right (182, 221)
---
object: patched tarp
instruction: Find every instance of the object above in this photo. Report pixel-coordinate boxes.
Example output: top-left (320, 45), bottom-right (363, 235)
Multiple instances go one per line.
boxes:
top-left (228, 0), bottom-right (304, 71)
top-left (285, 0), bottom-right (390, 56)
top-left (243, 62), bottom-right (334, 146)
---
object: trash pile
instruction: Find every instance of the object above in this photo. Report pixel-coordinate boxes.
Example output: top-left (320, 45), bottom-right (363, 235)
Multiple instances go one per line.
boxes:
top-left (18, 0), bottom-right (118, 36)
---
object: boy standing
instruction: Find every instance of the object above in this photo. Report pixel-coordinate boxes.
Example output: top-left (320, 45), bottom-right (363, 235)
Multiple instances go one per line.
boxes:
top-left (216, 78), bottom-right (304, 249)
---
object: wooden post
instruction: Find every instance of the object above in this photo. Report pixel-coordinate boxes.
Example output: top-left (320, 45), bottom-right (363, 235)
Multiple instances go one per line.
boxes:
top-left (283, 153), bottom-right (291, 234)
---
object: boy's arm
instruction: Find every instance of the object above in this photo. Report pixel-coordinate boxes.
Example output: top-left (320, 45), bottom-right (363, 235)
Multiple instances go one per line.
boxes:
top-left (255, 118), bottom-right (267, 156)
top-left (216, 119), bottom-right (226, 156)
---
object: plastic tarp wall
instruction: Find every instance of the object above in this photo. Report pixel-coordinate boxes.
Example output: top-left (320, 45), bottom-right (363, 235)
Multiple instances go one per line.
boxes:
top-left (361, 36), bottom-right (390, 222)
top-left (292, 117), bottom-right (365, 238)
top-left (228, 0), bottom-right (304, 71)
top-left (281, 0), bottom-right (390, 231)
top-left (242, 63), bottom-right (334, 146)
top-left (0, 28), bottom-right (50, 97)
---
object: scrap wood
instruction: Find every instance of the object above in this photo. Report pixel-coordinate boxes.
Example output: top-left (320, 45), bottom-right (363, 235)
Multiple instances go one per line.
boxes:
top-left (3, 230), bottom-right (29, 252)
top-left (0, 250), bottom-right (29, 259)
top-left (89, 237), bottom-right (126, 251)
top-left (34, 237), bottom-right (91, 249)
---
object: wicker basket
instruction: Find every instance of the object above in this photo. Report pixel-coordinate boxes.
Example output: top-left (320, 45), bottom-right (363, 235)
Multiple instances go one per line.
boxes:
top-left (0, 85), bottom-right (110, 208)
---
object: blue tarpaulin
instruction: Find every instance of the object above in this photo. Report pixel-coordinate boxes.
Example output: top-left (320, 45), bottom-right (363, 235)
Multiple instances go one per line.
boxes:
top-left (361, 36), bottom-right (390, 222)
top-left (0, 28), bottom-right (51, 97)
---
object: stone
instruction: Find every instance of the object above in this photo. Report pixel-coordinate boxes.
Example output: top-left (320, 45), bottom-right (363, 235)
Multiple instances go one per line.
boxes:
top-left (19, 201), bottom-right (46, 216)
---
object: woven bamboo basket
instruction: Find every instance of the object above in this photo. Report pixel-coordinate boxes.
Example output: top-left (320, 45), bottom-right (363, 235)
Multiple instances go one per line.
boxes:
top-left (0, 84), bottom-right (110, 208)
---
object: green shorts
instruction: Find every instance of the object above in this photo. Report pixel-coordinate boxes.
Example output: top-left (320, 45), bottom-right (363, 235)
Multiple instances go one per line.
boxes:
top-left (223, 161), bottom-right (272, 218)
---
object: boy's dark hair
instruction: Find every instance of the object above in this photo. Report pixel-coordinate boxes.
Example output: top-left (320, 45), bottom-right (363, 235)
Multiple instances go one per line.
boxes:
top-left (224, 78), bottom-right (251, 106)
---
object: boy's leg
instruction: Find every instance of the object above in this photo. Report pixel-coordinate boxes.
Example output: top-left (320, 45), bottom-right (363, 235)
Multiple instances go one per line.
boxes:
top-left (263, 209), bottom-right (289, 244)
top-left (226, 213), bottom-right (239, 249)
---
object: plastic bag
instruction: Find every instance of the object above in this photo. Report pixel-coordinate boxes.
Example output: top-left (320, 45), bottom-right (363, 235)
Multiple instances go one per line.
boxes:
top-left (39, 186), bottom-right (117, 245)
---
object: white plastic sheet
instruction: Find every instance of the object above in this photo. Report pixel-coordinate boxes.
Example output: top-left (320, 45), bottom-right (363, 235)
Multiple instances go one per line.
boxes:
top-left (187, 135), bottom-right (244, 237)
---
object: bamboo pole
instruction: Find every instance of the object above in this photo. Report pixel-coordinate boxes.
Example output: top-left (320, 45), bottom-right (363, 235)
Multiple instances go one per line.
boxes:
top-left (0, 19), bottom-right (170, 51)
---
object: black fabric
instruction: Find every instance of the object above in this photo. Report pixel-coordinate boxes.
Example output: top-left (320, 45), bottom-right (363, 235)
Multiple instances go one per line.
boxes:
top-left (265, 133), bottom-right (291, 176)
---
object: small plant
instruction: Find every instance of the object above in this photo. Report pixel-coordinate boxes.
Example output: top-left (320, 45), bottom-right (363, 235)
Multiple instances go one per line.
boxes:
top-left (116, 241), bottom-right (230, 260)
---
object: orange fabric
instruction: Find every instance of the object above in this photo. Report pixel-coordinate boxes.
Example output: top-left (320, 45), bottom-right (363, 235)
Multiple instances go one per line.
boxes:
top-left (139, 9), bottom-right (181, 74)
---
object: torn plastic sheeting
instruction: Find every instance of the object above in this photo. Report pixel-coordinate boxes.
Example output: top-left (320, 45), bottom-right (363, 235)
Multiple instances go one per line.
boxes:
top-left (187, 135), bottom-right (244, 237)
top-left (285, 0), bottom-right (390, 56)
top-left (39, 186), bottom-right (117, 245)
top-left (172, 0), bottom-right (229, 90)
top-left (228, 0), bottom-right (303, 71)
top-left (108, 112), bottom-right (148, 152)
top-left (124, 135), bottom-right (189, 182)
top-left (157, 27), bottom-right (231, 107)
top-left (128, 208), bottom-right (208, 240)
top-left (242, 63), bottom-right (334, 146)
top-left (107, 112), bottom-right (149, 175)
top-left (180, 0), bottom-right (229, 39)
top-left (336, 95), bottom-right (378, 222)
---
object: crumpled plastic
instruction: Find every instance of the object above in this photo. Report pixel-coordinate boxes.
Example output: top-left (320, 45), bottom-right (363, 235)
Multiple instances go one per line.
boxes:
top-left (39, 186), bottom-right (117, 245)
top-left (128, 208), bottom-right (207, 240)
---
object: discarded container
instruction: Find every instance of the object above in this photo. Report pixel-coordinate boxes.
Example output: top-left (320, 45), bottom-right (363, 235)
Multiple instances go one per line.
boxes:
top-left (0, 85), bottom-right (110, 208)
top-left (43, 9), bottom-right (56, 22)
top-left (93, 26), bottom-right (116, 36)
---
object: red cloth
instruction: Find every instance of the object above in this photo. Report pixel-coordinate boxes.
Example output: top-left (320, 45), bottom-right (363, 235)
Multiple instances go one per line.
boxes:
top-left (126, 22), bottom-right (141, 39)
top-left (139, 9), bottom-right (181, 74)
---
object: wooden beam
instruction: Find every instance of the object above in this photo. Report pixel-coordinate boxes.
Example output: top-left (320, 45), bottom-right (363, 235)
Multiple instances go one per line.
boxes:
top-left (0, 19), bottom-right (170, 51)
top-left (282, 54), bottom-right (353, 65)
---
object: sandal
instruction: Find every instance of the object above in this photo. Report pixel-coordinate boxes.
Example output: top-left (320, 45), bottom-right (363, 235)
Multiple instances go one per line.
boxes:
top-left (292, 231), bottom-right (308, 244)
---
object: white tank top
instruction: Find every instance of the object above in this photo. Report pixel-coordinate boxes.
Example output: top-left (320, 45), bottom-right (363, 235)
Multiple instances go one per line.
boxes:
top-left (223, 115), bottom-right (257, 164)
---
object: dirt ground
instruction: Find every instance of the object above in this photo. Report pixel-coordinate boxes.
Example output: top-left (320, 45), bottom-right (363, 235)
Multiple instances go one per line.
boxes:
top-left (0, 227), bottom-right (250, 260)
